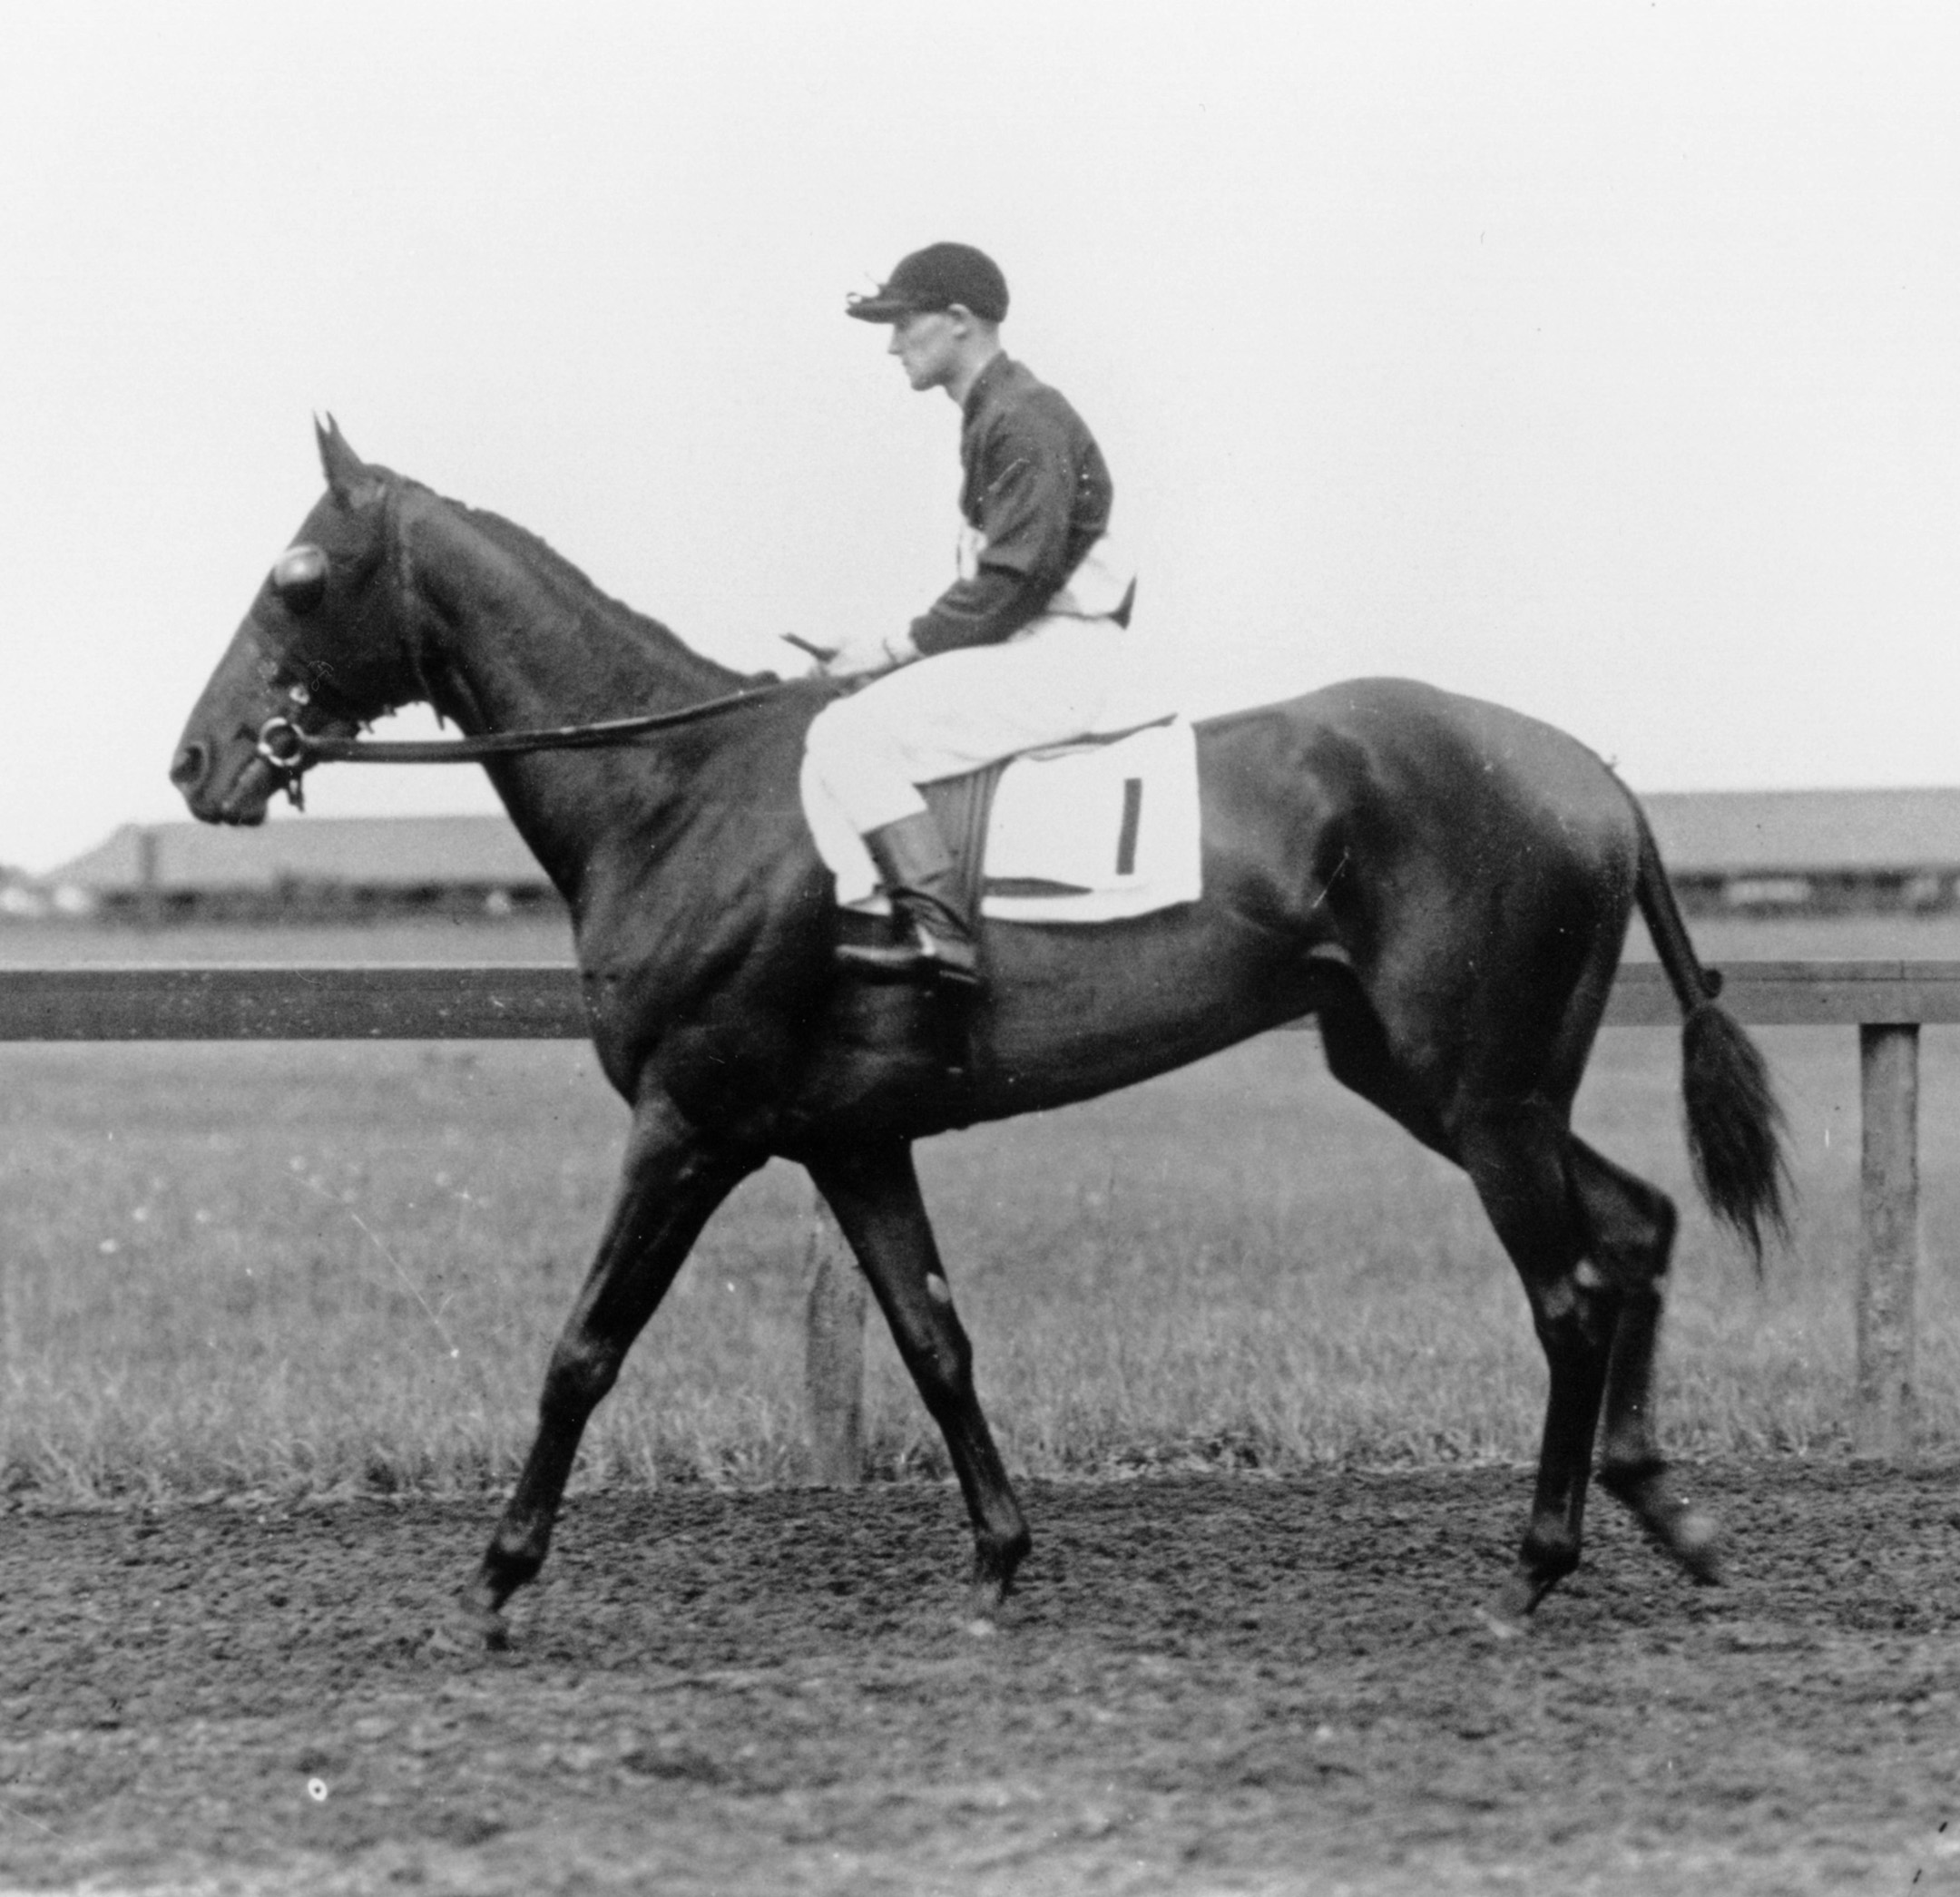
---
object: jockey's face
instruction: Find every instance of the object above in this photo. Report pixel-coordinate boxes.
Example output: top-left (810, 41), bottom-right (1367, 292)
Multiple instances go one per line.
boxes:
top-left (887, 308), bottom-right (963, 392)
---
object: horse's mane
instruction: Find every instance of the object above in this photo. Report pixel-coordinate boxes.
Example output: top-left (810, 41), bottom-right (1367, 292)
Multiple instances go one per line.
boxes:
top-left (406, 474), bottom-right (747, 689)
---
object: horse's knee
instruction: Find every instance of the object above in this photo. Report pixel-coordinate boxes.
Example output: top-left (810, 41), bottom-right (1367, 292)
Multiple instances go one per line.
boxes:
top-left (541, 1336), bottom-right (622, 1418)
top-left (907, 1321), bottom-right (975, 1407)
top-left (884, 1276), bottom-right (975, 1394)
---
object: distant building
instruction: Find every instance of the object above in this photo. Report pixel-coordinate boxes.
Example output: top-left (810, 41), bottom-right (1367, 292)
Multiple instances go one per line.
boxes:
top-left (40, 816), bottom-right (558, 924)
top-left (18, 787), bottom-right (1960, 924)
top-left (0, 876), bottom-right (51, 920)
top-left (1642, 789), bottom-right (1960, 914)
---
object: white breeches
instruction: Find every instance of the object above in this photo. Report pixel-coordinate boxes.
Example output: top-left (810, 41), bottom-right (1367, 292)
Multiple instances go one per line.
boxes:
top-left (801, 615), bottom-right (1129, 836)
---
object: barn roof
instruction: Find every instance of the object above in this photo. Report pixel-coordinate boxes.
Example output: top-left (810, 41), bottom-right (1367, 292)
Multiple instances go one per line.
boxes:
top-left (50, 816), bottom-right (550, 894)
top-left (1640, 788), bottom-right (1960, 875)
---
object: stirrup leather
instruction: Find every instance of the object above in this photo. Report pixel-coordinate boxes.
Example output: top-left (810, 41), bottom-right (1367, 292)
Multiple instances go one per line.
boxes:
top-left (836, 926), bottom-right (981, 987)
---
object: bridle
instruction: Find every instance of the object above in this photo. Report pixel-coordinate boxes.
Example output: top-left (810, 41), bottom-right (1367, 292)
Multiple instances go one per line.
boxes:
top-left (254, 683), bottom-right (789, 776)
top-left (251, 480), bottom-right (792, 805)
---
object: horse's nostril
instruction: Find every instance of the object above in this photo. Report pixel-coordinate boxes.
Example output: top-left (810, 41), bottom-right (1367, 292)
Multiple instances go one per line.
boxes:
top-left (169, 742), bottom-right (208, 790)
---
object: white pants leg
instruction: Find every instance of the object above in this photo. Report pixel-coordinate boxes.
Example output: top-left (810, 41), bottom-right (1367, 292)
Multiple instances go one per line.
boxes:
top-left (801, 615), bottom-right (1129, 838)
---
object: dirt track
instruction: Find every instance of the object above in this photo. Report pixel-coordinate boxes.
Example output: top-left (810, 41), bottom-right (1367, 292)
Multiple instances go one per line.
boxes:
top-left (2, 1462), bottom-right (1956, 1894)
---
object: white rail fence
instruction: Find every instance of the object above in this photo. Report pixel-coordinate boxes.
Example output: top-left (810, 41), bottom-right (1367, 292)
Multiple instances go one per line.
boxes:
top-left (4, 961), bottom-right (1947, 1471)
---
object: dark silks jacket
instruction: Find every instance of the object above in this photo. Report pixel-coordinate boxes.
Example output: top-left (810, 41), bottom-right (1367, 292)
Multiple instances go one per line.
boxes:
top-left (909, 355), bottom-right (1132, 657)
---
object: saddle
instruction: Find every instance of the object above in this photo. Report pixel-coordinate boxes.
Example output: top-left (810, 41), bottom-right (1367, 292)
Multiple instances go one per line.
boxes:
top-left (810, 717), bottom-right (1203, 926)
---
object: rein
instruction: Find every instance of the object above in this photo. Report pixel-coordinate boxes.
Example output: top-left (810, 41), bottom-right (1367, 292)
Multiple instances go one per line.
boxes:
top-left (256, 681), bottom-right (788, 773)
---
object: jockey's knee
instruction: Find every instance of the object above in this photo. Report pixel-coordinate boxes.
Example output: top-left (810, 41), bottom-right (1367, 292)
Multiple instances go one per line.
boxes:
top-left (803, 707), bottom-right (927, 836)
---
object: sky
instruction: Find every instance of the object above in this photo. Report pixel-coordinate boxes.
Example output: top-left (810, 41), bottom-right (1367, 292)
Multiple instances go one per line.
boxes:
top-left (2, 1), bottom-right (1955, 874)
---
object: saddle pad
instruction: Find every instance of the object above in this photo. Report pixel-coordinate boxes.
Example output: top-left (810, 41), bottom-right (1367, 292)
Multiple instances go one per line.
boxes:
top-left (810, 717), bottom-right (1203, 924)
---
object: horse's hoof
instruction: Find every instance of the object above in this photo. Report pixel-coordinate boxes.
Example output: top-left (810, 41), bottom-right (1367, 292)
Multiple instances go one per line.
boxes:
top-left (966, 1575), bottom-right (1008, 1625)
top-left (968, 1526), bottom-right (1030, 1621)
top-left (1604, 1462), bottom-right (1725, 1586)
top-left (1488, 1569), bottom-right (1544, 1628)
top-left (456, 1586), bottom-right (512, 1652)
top-left (1474, 1602), bottom-right (1528, 1642)
top-left (1668, 1509), bottom-right (1724, 1586)
top-left (420, 1624), bottom-right (473, 1661)
top-left (1508, 1524), bottom-right (1580, 1618)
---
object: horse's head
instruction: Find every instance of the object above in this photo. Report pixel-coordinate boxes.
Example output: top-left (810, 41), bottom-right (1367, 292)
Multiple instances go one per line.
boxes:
top-left (171, 418), bottom-right (426, 824)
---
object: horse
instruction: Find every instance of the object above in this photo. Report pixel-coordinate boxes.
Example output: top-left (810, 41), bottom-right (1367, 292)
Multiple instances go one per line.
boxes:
top-left (171, 420), bottom-right (1788, 1644)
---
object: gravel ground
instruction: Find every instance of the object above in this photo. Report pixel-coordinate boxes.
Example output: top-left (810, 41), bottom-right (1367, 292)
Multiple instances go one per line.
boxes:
top-left (1, 1462), bottom-right (1956, 1894)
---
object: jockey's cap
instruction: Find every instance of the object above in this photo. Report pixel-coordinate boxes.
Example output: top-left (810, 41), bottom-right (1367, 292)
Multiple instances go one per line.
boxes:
top-left (846, 243), bottom-right (1008, 324)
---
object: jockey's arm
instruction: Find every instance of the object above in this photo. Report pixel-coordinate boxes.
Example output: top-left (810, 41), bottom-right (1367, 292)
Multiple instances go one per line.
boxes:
top-left (909, 418), bottom-right (1082, 657)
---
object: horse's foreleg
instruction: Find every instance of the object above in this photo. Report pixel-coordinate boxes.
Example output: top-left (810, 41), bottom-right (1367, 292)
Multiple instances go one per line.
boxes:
top-left (806, 1139), bottom-right (1030, 1619)
top-left (462, 1089), bottom-right (756, 1644)
top-left (1570, 1139), bottom-right (1722, 1584)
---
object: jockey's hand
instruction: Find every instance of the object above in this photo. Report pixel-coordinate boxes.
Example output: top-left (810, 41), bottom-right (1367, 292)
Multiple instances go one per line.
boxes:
top-left (822, 634), bottom-right (902, 679)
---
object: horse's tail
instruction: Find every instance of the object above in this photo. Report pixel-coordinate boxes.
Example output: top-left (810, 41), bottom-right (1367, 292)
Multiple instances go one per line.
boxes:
top-left (1629, 794), bottom-right (1791, 1263)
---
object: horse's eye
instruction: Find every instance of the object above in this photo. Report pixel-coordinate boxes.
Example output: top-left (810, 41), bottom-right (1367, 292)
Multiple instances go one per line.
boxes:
top-left (270, 543), bottom-right (329, 615)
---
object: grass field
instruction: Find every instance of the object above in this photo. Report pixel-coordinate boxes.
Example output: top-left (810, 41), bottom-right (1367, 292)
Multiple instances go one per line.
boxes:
top-left (3, 912), bottom-right (1959, 1501)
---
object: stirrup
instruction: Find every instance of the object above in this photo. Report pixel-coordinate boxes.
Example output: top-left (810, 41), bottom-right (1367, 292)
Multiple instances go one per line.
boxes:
top-left (836, 923), bottom-right (982, 990)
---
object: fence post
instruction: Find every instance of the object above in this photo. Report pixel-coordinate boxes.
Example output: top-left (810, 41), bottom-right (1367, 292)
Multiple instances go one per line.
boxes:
top-left (802, 1197), bottom-right (867, 1485)
top-left (1855, 1022), bottom-right (1918, 1460)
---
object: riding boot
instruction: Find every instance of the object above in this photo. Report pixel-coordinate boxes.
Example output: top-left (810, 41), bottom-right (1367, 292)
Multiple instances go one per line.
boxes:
top-left (835, 811), bottom-right (982, 991)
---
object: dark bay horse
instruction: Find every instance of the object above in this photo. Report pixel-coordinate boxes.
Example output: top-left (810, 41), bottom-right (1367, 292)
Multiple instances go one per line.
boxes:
top-left (172, 421), bottom-right (1787, 1641)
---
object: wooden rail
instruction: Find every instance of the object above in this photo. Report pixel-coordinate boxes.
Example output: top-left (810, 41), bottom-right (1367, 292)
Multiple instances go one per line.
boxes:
top-left (4, 960), bottom-right (1950, 1468)
top-left (8, 959), bottom-right (1960, 1040)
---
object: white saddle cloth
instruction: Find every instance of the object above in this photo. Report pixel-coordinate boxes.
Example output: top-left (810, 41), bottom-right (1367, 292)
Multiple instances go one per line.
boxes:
top-left (807, 716), bottom-right (1203, 924)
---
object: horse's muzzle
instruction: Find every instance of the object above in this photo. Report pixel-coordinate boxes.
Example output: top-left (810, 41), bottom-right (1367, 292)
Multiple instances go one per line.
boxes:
top-left (168, 739), bottom-right (209, 797)
top-left (170, 737), bottom-right (277, 826)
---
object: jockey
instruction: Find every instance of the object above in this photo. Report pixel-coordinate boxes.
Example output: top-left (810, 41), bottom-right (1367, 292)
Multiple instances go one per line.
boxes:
top-left (802, 242), bottom-right (1137, 993)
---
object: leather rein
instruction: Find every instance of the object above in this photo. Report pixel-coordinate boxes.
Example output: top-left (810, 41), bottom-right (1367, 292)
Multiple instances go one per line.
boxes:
top-left (256, 681), bottom-right (786, 774)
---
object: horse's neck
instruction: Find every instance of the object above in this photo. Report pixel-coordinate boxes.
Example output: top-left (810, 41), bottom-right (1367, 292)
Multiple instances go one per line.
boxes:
top-left (405, 488), bottom-right (748, 900)
top-left (410, 491), bottom-right (741, 730)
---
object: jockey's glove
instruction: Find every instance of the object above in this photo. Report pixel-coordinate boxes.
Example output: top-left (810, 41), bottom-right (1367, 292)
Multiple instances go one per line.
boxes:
top-left (823, 631), bottom-right (919, 678)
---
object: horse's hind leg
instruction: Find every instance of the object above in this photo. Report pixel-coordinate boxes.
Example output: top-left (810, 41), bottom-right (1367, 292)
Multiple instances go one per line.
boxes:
top-left (1455, 1100), bottom-right (1617, 1618)
top-left (1569, 1138), bottom-right (1722, 1584)
top-left (1320, 996), bottom-right (1607, 1610)
top-left (462, 1088), bottom-right (758, 1643)
top-left (806, 1139), bottom-right (1030, 1618)
top-left (1322, 983), bottom-right (1700, 1609)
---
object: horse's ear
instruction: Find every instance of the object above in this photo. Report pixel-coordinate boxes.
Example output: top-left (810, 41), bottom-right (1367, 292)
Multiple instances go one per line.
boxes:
top-left (315, 414), bottom-right (384, 508)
